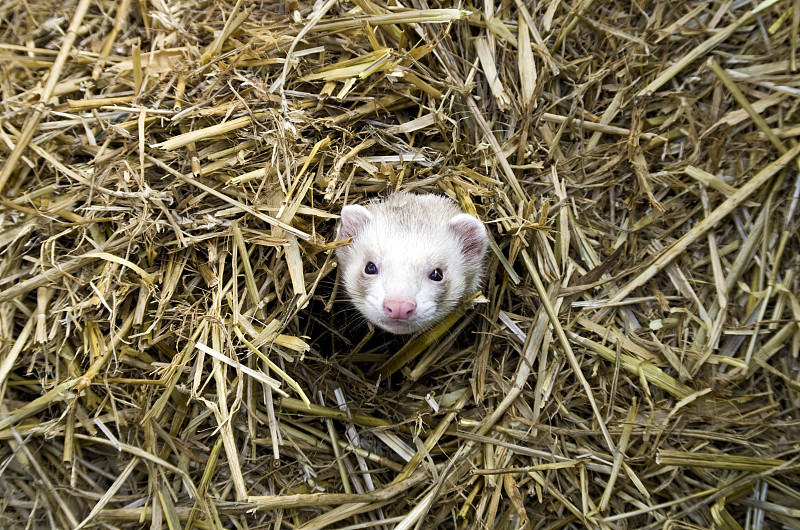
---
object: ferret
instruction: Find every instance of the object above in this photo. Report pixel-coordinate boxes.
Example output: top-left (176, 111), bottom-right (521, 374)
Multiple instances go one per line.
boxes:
top-left (336, 192), bottom-right (488, 334)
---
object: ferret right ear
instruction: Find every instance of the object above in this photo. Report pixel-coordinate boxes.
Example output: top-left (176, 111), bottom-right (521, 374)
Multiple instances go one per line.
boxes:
top-left (450, 213), bottom-right (488, 263)
top-left (339, 205), bottom-right (373, 240)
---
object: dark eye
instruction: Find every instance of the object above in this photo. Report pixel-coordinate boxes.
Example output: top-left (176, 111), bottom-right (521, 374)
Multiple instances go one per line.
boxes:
top-left (429, 268), bottom-right (444, 282)
top-left (364, 262), bottom-right (378, 275)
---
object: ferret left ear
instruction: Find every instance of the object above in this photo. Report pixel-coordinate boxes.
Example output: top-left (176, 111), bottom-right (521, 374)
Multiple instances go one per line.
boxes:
top-left (450, 214), bottom-right (488, 262)
top-left (339, 204), bottom-right (373, 240)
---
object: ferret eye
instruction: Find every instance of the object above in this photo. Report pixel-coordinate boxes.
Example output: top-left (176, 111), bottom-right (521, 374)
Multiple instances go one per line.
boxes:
top-left (364, 262), bottom-right (378, 275)
top-left (429, 268), bottom-right (444, 282)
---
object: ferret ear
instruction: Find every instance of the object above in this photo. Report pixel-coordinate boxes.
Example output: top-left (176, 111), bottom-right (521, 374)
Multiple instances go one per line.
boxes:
top-left (339, 204), bottom-right (373, 240)
top-left (449, 213), bottom-right (488, 262)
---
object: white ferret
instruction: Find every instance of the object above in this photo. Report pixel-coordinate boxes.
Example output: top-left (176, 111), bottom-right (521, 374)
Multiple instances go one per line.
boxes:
top-left (336, 192), bottom-right (488, 334)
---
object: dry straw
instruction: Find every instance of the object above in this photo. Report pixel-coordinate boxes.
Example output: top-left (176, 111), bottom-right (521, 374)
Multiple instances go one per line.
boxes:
top-left (0, 0), bottom-right (799, 528)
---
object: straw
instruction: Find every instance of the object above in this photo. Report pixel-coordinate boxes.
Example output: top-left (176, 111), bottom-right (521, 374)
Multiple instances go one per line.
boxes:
top-left (1, 0), bottom-right (798, 527)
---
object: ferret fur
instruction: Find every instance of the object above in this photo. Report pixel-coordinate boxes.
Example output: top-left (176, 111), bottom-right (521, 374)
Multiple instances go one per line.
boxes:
top-left (336, 192), bottom-right (488, 334)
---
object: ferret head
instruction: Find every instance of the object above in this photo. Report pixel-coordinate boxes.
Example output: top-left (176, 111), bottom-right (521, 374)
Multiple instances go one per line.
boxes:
top-left (336, 193), bottom-right (488, 334)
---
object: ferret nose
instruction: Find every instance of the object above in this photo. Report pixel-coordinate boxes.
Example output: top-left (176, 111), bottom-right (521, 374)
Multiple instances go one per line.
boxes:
top-left (383, 298), bottom-right (416, 319)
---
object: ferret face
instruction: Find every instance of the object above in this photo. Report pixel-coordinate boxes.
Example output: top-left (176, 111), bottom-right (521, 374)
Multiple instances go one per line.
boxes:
top-left (336, 193), bottom-right (488, 334)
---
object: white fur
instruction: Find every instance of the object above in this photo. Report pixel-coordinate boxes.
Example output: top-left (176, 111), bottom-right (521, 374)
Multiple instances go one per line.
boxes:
top-left (336, 192), bottom-right (488, 334)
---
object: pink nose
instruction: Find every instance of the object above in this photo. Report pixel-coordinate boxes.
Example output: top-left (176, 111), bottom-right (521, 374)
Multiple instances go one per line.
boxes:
top-left (383, 298), bottom-right (416, 319)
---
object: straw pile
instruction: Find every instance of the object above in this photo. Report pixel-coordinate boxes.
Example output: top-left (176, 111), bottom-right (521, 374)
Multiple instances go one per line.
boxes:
top-left (1, 0), bottom-right (799, 527)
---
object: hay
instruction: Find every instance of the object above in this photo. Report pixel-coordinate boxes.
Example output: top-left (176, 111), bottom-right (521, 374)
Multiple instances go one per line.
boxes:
top-left (1, 0), bottom-right (799, 527)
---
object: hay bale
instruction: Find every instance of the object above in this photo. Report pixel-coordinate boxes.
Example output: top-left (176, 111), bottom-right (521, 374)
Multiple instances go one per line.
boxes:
top-left (0, 0), bottom-right (798, 527)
